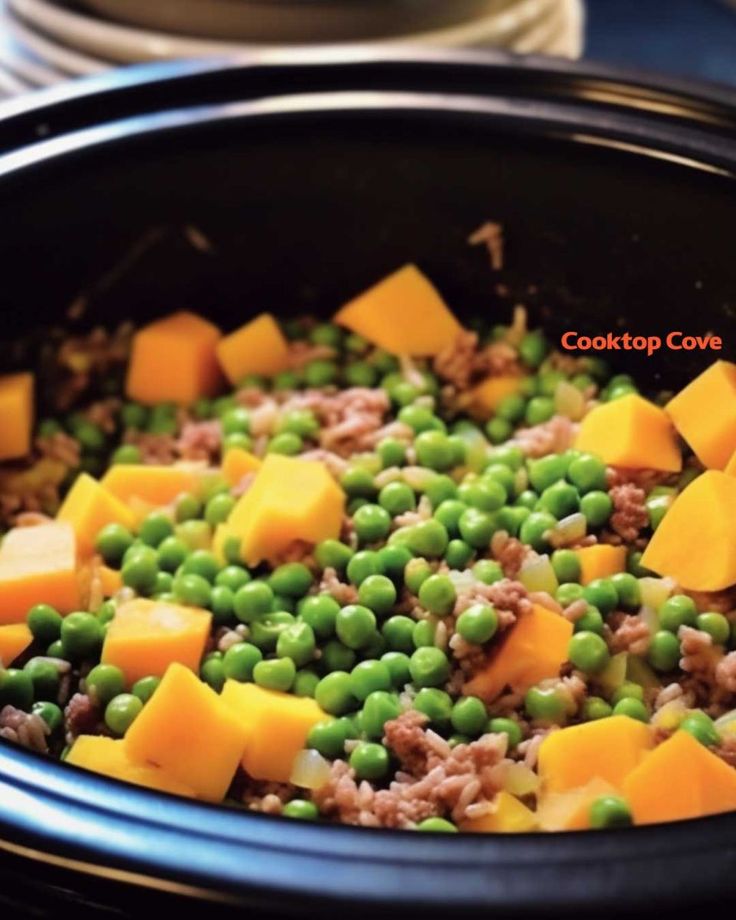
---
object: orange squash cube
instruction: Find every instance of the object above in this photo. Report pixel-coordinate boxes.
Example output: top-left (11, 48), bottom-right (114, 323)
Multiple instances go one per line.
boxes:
top-left (57, 473), bottom-right (137, 558)
top-left (537, 777), bottom-right (619, 831)
top-left (0, 522), bottom-right (79, 623)
top-left (575, 545), bottom-right (627, 585)
top-left (575, 394), bottom-right (681, 472)
top-left (666, 360), bottom-right (736, 469)
top-left (463, 604), bottom-right (573, 702)
top-left (461, 791), bottom-right (537, 833)
top-left (216, 454), bottom-right (345, 566)
top-left (221, 448), bottom-right (262, 487)
top-left (125, 663), bottom-right (248, 802)
top-left (641, 471), bottom-right (736, 591)
top-left (126, 311), bottom-right (223, 406)
top-left (0, 372), bottom-right (33, 461)
top-left (102, 598), bottom-right (211, 686)
top-left (462, 375), bottom-right (525, 420)
top-left (101, 464), bottom-right (204, 507)
top-left (537, 715), bottom-right (653, 794)
top-left (0, 623), bottom-right (32, 665)
top-left (334, 264), bottom-right (463, 357)
top-left (221, 681), bottom-right (328, 783)
top-left (67, 735), bottom-right (196, 798)
top-left (623, 729), bottom-right (736, 825)
top-left (216, 313), bottom-right (290, 385)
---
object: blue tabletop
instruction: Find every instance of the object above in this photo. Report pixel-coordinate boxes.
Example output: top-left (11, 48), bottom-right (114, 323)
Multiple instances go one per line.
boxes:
top-left (585, 0), bottom-right (736, 86)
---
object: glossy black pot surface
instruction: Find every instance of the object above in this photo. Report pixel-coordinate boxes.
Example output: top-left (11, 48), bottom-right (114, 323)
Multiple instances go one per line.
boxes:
top-left (0, 50), bottom-right (735, 918)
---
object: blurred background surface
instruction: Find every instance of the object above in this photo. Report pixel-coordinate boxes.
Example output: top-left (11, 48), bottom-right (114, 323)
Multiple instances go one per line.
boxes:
top-left (1, 0), bottom-right (736, 98)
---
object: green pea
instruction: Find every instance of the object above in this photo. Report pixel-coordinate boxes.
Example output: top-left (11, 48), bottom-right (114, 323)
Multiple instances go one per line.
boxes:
top-left (450, 697), bottom-right (487, 736)
top-left (578, 490), bottom-right (612, 528)
top-left (23, 658), bottom-right (59, 701)
top-left (280, 799), bottom-right (318, 821)
top-left (525, 396), bottom-right (554, 425)
top-left (0, 669), bottom-right (33, 710)
top-left (73, 419), bottom-right (106, 452)
top-left (378, 481), bottom-right (416, 516)
top-left (456, 603), bottom-right (498, 644)
top-left (304, 359), bottom-right (338, 387)
top-left (568, 631), bottom-right (610, 674)
top-left (404, 559), bottom-right (431, 594)
top-left (696, 612), bottom-right (730, 645)
top-left (120, 402), bottom-right (149, 429)
top-left (121, 551), bottom-right (159, 595)
top-left (418, 575), bottom-right (456, 617)
top-left (350, 741), bottom-right (389, 780)
top-left (277, 408), bottom-right (319, 440)
top-left (589, 795), bottom-right (633, 829)
top-left (382, 615), bottom-right (416, 653)
top-left (488, 717), bottom-right (523, 747)
top-left (156, 536), bottom-right (188, 573)
top-left (27, 603), bottom-right (63, 645)
top-left (458, 478), bottom-right (508, 513)
top-left (291, 668), bottom-right (319, 698)
top-left (680, 710), bottom-right (720, 747)
top-left (409, 647), bottom-right (449, 688)
top-left (612, 697), bottom-right (649, 723)
top-left (85, 663), bottom-right (125, 706)
top-left (445, 539), bottom-right (473, 570)
top-left (175, 493), bottom-right (203, 523)
top-left (416, 817), bottom-right (458, 832)
top-left (458, 508), bottom-right (496, 550)
top-left (647, 630), bottom-right (681, 672)
top-left (315, 539), bottom-right (354, 572)
top-left (346, 550), bottom-right (383, 586)
top-left (315, 672), bottom-right (356, 715)
top-left (308, 719), bottom-right (351, 759)
top-left (574, 606), bottom-right (604, 635)
top-left (348, 661), bottom-right (392, 702)
top-left (377, 437), bottom-right (407, 468)
top-left (515, 489), bottom-right (539, 511)
top-left (96, 523), bottom-right (134, 566)
top-left (582, 696), bottom-right (613, 721)
top-left (295, 595), bottom-right (337, 639)
top-left (412, 620), bottom-right (436, 649)
top-left (626, 549), bottom-right (654, 578)
top-left (32, 701), bottom-right (63, 734)
top-left (583, 578), bottom-right (618, 615)
top-left (200, 656), bottom-right (226, 692)
top-left (269, 563), bottom-right (313, 598)
top-left (567, 453), bottom-right (607, 493)
top-left (344, 362), bottom-right (378, 388)
top-left (539, 481), bottom-right (580, 519)
top-left (376, 544), bottom-right (412, 584)
top-left (276, 622), bottom-right (316, 668)
top-left (424, 475), bottom-right (458, 508)
top-left (223, 433), bottom-right (253, 453)
top-left (414, 431), bottom-right (455, 471)
top-left (519, 511), bottom-right (557, 552)
top-left (487, 445), bottom-right (524, 471)
top-left (658, 594), bottom-right (697, 633)
top-left (336, 605), bottom-right (377, 650)
top-left (180, 549), bottom-right (218, 582)
top-left (524, 686), bottom-right (568, 723)
top-left (60, 612), bottom-right (103, 661)
top-left (610, 572), bottom-right (641, 609)
top-left (322, 640), bottom-right (357, 673)
top-left (496, 393), bottom-right (527, 423)
top-left (204, 493), bottom-right (235, 527)
top-left (556, 582), bottom-right (584, 607)
top-left (139, 512), bottom-right (174, 548)
top-left (611, 681), bottom-right (644, 705)
top-left (357, 575), bottom-right (397, 617)
top-left (432, 500), bottom-right (465, 538)
top-left (413, 687), bottom-right (453, 727)
top-left (398, 404), bottom-right (443, 435)
top-left (253, 657), bottom-right (296, 692)
top-left (380, 651), bottom-right (412, 688)
top-left (250, 612), bottom-right (295, 652)
top-left (132, 676), bottom-right (160, 704)
top-left (519, 330), bottom-right (548, 368)
top-left (353, 504), bottom-right (392, 543)
top-left (340, 467), bottom-right (376, 499)
top-left (406, 520), bottom-right (449, 558)
top-left (551, 549), bottom-right (581, 585)
top-left (361, 689), bottom-right (401, 738)
top-left (105, 693), bottom-right (143, 736)
top-left (234, 581), bottom-right (274, 623)
top-left (174, 573), bottom-right (212, 608)
top-left (215, 565), bottom-right (251, 593)
top-left (46, 640), bottom-right (64, 658)
top-left (472, 560), bottom-right (503, 585)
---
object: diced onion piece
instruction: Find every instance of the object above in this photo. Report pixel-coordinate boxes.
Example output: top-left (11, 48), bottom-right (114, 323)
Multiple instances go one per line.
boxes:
top-left (514, 467), bottom-right (529, 494)
top-left (551, 512), bottom-right (587, 547)
top-left (402, 466), bottom-right (438, 492)
top-left (290, 748), bottom-right (331, 790)
top-left (597, 651), bottom-right (628, 693)
top-left (448, 569), bottom-right (477, 591)
top-left (503, 762), bottom-right (541, 797)
top-left (715, 709), bottom-right (736, 735)
top-left (554, 381), bottom-right (586, 421)
top-left (638, 576), bottom-right (675, 612)
top-left (651, 699), bottom-right (688, 731)
top-left (519, 555), bottom-right (559, 596)
top-left (638, 605), bottom-right (659, 634)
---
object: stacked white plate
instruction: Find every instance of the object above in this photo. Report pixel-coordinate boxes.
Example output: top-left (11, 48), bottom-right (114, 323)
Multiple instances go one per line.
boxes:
top-left (0, 0), bottom-right (584, 97)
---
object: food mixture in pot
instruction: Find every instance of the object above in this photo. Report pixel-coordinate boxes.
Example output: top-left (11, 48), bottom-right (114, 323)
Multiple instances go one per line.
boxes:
top-left (0, 257), bottom-right (734, 833)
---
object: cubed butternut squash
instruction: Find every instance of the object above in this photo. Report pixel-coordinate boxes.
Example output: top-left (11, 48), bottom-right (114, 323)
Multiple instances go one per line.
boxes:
top-left (57, 473), bottom-right (137, 558)
top-left (221, 448), bottom-right (262, 488)
top-left (221, 681), bottom-right (328, 783)
top-left (623, 729), bottom-right (736, 825)
top-left (0, 522), bottom-right (79, 623)
top-left (461, 375), bottom-right (525, 420)
top-left (102, 598), bottom-right (211, 686)
top-left (99, 565), bottom-right (123, 598)
top-left (537, 777), bottom-right (619, 831)
top-left (126, 311), bottom-right (223, 406)
top-left (0, 372), bottom-right (33, 461)
top-left (461, 791), bottom-right (537, 833)
top-left (334, 264), bottom-right (463, 357)
top-left (216, 454), bottom-right (345, 566)
top-left (575, 545), bottom-right (627, 585)
top-left (462, 604), bottom-right (573, 702)
top-left (216, 313), bottom-right (290, 385)
top-left (125, 663), bottom-right (248, 802)
top-left (67, 735), bottom-right (196, 798)
top-left (537, 716), bottom-right (653, 794)
top-left (101, 464), bottom-right (203, 507)
top-left (574, 394), bottom-right (682, 472)
top-left (666, 360), bottom-right (736, 469)
top-left (640, 470), bottom-right (736, 591)
top-left (0, 623), bottom-right (32, 665)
